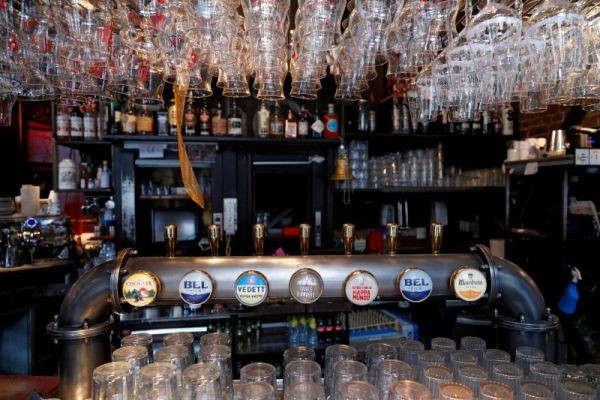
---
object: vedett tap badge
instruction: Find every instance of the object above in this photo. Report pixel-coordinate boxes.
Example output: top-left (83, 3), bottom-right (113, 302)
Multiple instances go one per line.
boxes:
top-left (398, 268), bottom-right (433, 303)
top-left (452, 268), bottom-right (487, 302)
top-left (179, 270), bottom-right (214, 306)
top-left (345, 270), bottom-right (379, 306)
top-left (235, 271), bottom-right (269, 307)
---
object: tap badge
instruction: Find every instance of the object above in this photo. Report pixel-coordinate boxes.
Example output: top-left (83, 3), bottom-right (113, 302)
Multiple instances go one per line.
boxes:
top-left (122, 271), bottom-right (160, 307)
top-left (398, 268), bottom-right (433, 303)
top-left (345, 270), bottom-right (379, 306)
top-left (289, 268), bottom-right (324, 304)
top-left (452, 268), bottom-right (487, 302)
top-left (179, 270), bottom-right (214, 306)
top-left (235, 271), bottom-right (269, 307)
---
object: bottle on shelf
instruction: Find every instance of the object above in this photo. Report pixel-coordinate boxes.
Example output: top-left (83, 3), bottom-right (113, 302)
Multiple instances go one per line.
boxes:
top-left (256, 101), bottom-right (270, 138)
top-left (123, 102), bottom-right (137, 135)
top-left (168, 98), bottom-right (177, 135)
top-left (368, 91), bottom-right (377, 133)
top-left (441, 108), bottom-right (449, 135)
top-left (198, 100), bottom-right (211, 136)
top-left (83, 103), bottom-right (97, 141)
top-left (323, 103), bottom-right (339, 139)
top-left (270, 102), bottom-right (284, 138)
top-left (357, 99), bottom-right (369, 133)
top-left (501, 103), bottom-right (514, 136)
top-left (99, 160), bottom-right (111, 189)
top-left (70, 105), bottom-right (83, 140)
top-left (482, 110), bottom-right (491, 135)
top-left (284, 108), bottom-right (297, 139)
top-left (310, 105), bottom-right (324, 139)
top-left (184, 94), bottom-right (197, 136)
top-left (392, 92), bottom-right (402, 134)
top-left (298, 105), bottom-right (309, 138)
top-left (56, 103), bottom-right (70, 140)
top-left (493, 109), bottom-right (502, 135)
top-left (107, 99), bottom-right (121, 135)
top-left (227, 99), bottom-right (243, 136)
top-left (136, 104), bottom-right (154, 135)
top-left (211, 101), bottom-right (227, 136)
top-left (472, 111), bottom-right (482, 135)
top-left (79, 163), bottom-right (87, 189)
top-left (461, 119), bottom-right (471, 135)
top-left (401, 94), bottom-right (411, 134)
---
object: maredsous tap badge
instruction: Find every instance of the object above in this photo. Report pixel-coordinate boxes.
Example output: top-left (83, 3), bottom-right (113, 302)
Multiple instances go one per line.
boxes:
top-left (452, 268), bottom-right (487, 302)
top-left (345, 270), bottom-right (379, 306)
top-left (122, 271), bottom-right (160, 307)
top-left (178, 270), bottom-right (214, 306)
top-left (398, 268), bottom-right (433, 303)
top-left (235, 271), bottom-right (269, 307)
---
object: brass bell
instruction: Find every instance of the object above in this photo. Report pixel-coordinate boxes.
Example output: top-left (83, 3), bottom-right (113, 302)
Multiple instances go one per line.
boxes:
top-left (330, 153), bottom-right (355, 181)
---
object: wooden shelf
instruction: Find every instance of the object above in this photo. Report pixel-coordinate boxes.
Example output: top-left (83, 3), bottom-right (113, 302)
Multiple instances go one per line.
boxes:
top-left (138, 194), bottom-right (190, 200)
top-left (504, 155), bottom-right (574, 169)
top-left (57, 188), bottom-right (113, 195)
top-left (105, 134), bottom-right (340, 146)
top-left (348, 186), bottom-right (505, 194)
top-left (345, 132), bottom-right (514, 141)
top-left (55, 139), bottom-right (112, 147)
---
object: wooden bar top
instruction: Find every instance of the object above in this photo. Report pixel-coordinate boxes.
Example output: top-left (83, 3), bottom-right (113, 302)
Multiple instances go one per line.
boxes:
top-left (0, 375), bottom-right (58, 400)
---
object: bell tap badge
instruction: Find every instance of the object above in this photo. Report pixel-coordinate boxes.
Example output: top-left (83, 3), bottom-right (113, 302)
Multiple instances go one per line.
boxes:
top-left (452, 268), bottom-right (487, 302)
top-left (235, 271), bottom-right (269, 307)
top-left (398, 268), bottom-right (433, 303)
top-left (345, 270), bottom-right (379, 306)
top-left (122, 271), bottom-right (160, 307)
top-left (179, 270), bottom-right (214, 306)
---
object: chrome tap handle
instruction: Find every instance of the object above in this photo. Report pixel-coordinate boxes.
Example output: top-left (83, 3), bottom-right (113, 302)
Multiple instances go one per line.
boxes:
top-left (253, 224), bottom-right (265, 256)
top-left (208, 224), bottom-right (220, 257)
top-left (299, 224), bottom-right (311, 256)
top-left (430, 223), bottom-right (444, 255)
top-left (164, 224), bottom-right (177, 258)
top-left (342, 223), bottom-right (355, 256)
top-left (386, 223), bottom-right (399, 255)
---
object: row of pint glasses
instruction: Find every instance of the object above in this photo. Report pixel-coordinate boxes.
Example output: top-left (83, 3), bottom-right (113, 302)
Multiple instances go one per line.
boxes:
top-left (92, 331), bottom-right (600, 400)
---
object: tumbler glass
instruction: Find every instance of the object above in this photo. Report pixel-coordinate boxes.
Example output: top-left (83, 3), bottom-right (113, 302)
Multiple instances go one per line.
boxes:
top-left (460, 337), bottom-right (486, 363)
top-left (200, 343), bottom-right (233, 400)
top-left (138, 362), bottom-right (178, 400)
top-left (182, 362), bottom-right (222, 400)
top-left (331, 360), bottom-right (368, 398)
top-left (515, 347), bottom-right (544, 376)
top-left (155, 344), bottom-right (192, 388)
top-left (92, 361), bottom-right (134, 400)
top-left (283, 346), bottom-right (316, 365)
top-left (121, 333), bottom-right (154, 362)
top-left (417, 350), bottom-right (445, 382)
top-left (422, 365), bottom-right (453, 398)
top-left (559, 380), bottom-right (597, 400)
top-left (284, 381), bottom-right (325, 400)
top-left (528, 361), bottom-right (561, 394)
top-left (388, 380), bottom-right (432, 400)
top-left (431, 337), bottom-right (457, 364)
top-left (325, 345), bottom-right (358, 397)
top-left (439, 382), bottom-right (474, 400)
top-left (580, 364), bottom-right (600, 392)
top-left (480, 381), bottom-right (514, 400)
top-left (200, 332), bottom-right (232, 349)
top-left (518, 381), bottom-right (553, 400)
top-left (164, 332), bottom-right (196, 364)
top-left (333, 380), bottom-right (379, 400)
top-left (483, 349), bottom-right (511, 373)
top-left (492, 363), bottom-right (524, 394)
top-left (241, 362), bottom-right (276, 389)
top-left (458, 365), bottom-right (488, 398)
top-left (235, 381), bottom-right (275, 400)
top-left (451, 351), bottom-right (479, 379)
top-left (365, 342), bottom-right (397, 383)
top-left (284, 360), bottom-right (321, 390)
top-left (111, 345), bottom-right (149, 392)
top-left (399, 339), bottom-right (425, 365)
top-left (374, 359), bottom-right (414, 400)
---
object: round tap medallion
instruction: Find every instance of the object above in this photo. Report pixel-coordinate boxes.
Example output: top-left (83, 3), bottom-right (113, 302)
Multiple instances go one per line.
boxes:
top-left (122, 271), bottom-right (160, 307)
top-left (235, 270), bottom-right (269, 307)
top-left (179, 270), bottom-right (214, 306)
top-left (451, 268), bottom-right (487, 302)
top-left (345, 270), bottom-right (379, 306)
top-left (289, 268), bottom-right (324, 304)
top-left (398, 268), bottom-right (433, 303)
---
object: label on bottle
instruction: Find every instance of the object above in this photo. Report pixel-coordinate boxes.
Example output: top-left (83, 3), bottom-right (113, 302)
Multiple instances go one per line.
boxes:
top-left (345, 270), bottom-right (378, 306)
top-left (124, 114), bottom-right (136, 134)
top-left (70, 116), bottom-right (83, 138)
top-left (156, 112), bottom-right (168, 136)
top-left (298, 120), bottom-right (309, 137)
top-left (168, 104), bottom-right (177, 125)
top-left (228, 117), bottom-right (242, 136)
top-left (57, 113), bottom-right (70, 138)
top-left (398, 268), bottom-right (433, 303)
top-left (83, 116), bottom-right (96, 140)
top-left (502, 106), bottom-right (514, 136)
top-left (392, 106), bottom-right (401, 133)
top-left (258, 109), bottom-right (270, 138)
top-left (451, 268), bottom-right (487, 302)
top-left (179, 270), bottom-right (214, 306)
top-left (137, 116), bottom-right (153, 134)
top-left (235, 271), bottom-right (269, 307)
top-left (184, 111), bottom-right (196, 135)
top-left (212, 117), bottom-right (226, 136)
top-left (311, 119), bottom-right (324, 137)
top-left (285, 121), bottom-right (297, 139)
top-left (199, 112), bottom-right (210, 136)
top-left (326, 118), bottom-right (338, 133)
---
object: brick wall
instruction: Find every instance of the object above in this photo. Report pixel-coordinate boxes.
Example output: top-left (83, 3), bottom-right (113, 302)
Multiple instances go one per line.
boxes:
top-left (518, 105), bottom-right (600, 138)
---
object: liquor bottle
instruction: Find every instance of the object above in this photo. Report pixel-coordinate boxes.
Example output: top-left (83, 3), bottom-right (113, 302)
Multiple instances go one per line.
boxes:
top-left (107, 99), bottom-right (121, 135)
top-left (501, 104), bottom-right (514, 136)
top-left (256, 101), bottom-right (270, 138)
top-left (227, 99), bottom-right (243, 136)
top-left (472, 112), bottom-right (482, 135)
top-left (70, 105), bottom-right (83, 140)
top-left (401, 95), bottom-right (411, 134)
top-left (310, 106), bottom-right (324, 139)
top-left (357, 99), bottom-right (369, 132)
top-left (211, 101), bottom-right (227, 136)
top-left (441, 108), bottom-right (449, 135)
top-left (284, 109), bottom-right (297, 139)
top-left (391, 94), bottom-right (401, 134)
top-left (198, 100), bottom-right (211, 136)
top-left (156, 106), bottom-right (168, 136)
top-left (270, 103), bottom-right (284, 138)
top-left (493, 109), bottom-right (502, 135)
top-left (83, 104), bottom-right (97, 141)
top-left (323, 103), bottom-right (339, 139)
top-left (99, 160), bottom-right (111, 189)
top-left (168, 98), bottom-right (177, 135)
top-left (482, 110), bottom-right (491, 135)
top-left (184, 94), bottom-right (197, 136)
top-left (136, 104), bottom-right (154, 135)
top-left (298, 105), bottom-right (309, 138)
top-left (56, 103), bottom-right (70, 140)
top-left (461, 120), bottom-right (471, 135)
top-left (123, 102), bottom-right (137, 135)
top-left (368, 91), bottom-right (377, 133)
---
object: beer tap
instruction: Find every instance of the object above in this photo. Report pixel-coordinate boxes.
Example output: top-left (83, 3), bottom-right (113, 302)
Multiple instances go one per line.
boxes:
top-left (208, 224), bottom-right (220, 257)
top-left (342, 223), bottom-right (355, 255)
top-left (299, 224), bottom-right (311, 256)
top-left (253, 224), bottom-right (265, 256)
top-left (386, 223), bottom-right (398, 256)
top-left (21, 217), bottom-right (41, 264)
top-left (164, 224), bottom-right (177, 257)
top-left (430, 223), bottom-right (444, 255)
